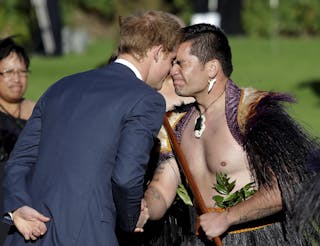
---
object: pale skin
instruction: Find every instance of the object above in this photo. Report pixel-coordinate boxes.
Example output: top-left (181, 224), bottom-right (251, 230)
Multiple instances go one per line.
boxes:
top-left (144, 41), bottom-right (282, 239)
top-left (118, 45), bottom-right (177, 91)
top-left (7, 46), bottom-right (176, 239)
top-left (12, 206), bottom-right (50, 241)
top-left (159, 74), bottom-right (194, 111)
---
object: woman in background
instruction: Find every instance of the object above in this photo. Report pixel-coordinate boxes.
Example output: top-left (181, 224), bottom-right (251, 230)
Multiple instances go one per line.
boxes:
top-left (0, 36), bottom-right (35, 243)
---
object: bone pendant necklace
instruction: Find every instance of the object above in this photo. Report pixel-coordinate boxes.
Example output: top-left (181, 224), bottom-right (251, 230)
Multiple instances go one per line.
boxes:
top-left (194, 113), bottom-right (206, 138)
top-left (194, 89), bottom-right (225, 138)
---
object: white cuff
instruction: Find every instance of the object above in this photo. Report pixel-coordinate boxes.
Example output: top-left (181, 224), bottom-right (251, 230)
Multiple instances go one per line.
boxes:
top-left (8, 212), bottom-right (13, 220)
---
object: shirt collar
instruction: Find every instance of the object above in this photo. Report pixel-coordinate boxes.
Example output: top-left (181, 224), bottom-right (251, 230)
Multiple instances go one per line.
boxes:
top-left (114, 58), bottom-right (142, 80)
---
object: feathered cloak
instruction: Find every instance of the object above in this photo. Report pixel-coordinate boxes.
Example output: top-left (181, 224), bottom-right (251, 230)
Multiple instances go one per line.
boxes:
top-left (144, 80), bottom-right (319, 246)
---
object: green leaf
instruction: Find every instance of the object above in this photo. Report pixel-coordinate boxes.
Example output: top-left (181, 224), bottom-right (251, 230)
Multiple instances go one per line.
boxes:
top-left (216, 172), bottom-right (226, 185)
top-left (223, 192), bottom-right (239, 202)
top-left (177, 183), bottom-right (193, 206)
top-left (212, 195), bottom-right (226, 208)
top-left (243, 182), bottom-right (255, 190)
top-left (227, 180), bottom-right (236, 193)
top-left (234, 196), bottom-right (243, 206)
top-left (214, 183), bottom-right (230, 195)
top-left (244, 189), bottom-right (256, 198)
top-left (212, 195), bottom-right (224, 203)
top-left (212, 172), bottom-right (257, 209)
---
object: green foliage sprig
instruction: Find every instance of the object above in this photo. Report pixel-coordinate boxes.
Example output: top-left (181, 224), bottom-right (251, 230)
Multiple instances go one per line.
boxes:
top-left (177, 183), bottom-right (193, 206)
top-left (212, 172), bottom-right (256, 209)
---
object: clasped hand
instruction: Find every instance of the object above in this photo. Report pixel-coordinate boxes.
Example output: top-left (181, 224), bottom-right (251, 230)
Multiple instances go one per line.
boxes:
top-left (199, 210), bottom-right (230, 239)
top-left (12, 205), bottom-right (50, 241)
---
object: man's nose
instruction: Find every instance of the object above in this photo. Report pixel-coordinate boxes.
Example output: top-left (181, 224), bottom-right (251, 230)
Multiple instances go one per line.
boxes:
top-left (170, 64), bottom-right (179, 76)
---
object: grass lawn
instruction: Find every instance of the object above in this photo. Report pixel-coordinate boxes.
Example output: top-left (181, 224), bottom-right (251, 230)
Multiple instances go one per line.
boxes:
top-left (230, 37), bottom-right (320, 139)
top-left (26, 38), bottom-right (116, 100)
top-left (26, 37), bottom-right (320, 139)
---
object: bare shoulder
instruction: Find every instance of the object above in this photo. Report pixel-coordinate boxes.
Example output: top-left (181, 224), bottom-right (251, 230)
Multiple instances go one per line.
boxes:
top-left (21, 99), bottom-right (36, 119)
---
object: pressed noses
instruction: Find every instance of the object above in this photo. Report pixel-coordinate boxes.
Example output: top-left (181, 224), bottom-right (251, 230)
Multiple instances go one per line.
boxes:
top-left (170, 63), bottom-right (179, 76)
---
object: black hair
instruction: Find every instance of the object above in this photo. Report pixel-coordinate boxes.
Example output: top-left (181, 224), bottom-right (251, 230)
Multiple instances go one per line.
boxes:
top-left (0, 36), bottom-right (30, 69)
top-left (182, 24), bottom-right (233, 76)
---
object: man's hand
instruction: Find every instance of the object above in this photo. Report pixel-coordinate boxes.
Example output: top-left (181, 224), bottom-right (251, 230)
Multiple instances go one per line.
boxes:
top-left (12, 206), bottom-right (50, 241)
top-left (134, 199), bottom-right (149, 233)
top-left (199, 210), bottom-right (230, 239)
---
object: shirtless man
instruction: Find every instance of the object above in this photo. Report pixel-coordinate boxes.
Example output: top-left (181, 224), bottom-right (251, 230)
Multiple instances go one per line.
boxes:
top-left (143, 24), bottom-right (317, 245)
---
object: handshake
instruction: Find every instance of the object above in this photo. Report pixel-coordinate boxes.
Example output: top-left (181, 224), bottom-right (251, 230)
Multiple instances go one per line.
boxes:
top-left (134, 198), bottom-right (149, 233)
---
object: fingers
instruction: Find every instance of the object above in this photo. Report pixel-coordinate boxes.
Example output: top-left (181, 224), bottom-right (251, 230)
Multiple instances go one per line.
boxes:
top-left (22, 231), bottom-right (31, 241)
top-left (32, 224), bottom-right (44, 237)
top-left (12, 206), bottom-right (50, 242)
top-left (21, 229), bottom-right (38, 241)
top-left (200, 212), bottom-right (229, 239)
top-left (140, 198), bottom-right (148, 211)
top-left (38, 222), bottom-right (48, 235)
top-left (14, 213), bottom-right (48, 241)
top-left (21, 223), bottom-right (47, 241)
top-left (37, 213), bottom-right (51, 223)
top-left (29, 233), bottom-right (38, 241)
top-left (30, 233), bottom-right (38, 241)
top-left (135, 205), bottom-right (149, 232)
top-left (134, 227), bottom-right (144, 233)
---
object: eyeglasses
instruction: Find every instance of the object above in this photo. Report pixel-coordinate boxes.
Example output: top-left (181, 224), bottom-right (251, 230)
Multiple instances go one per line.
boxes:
top-left (0, 69), bottom-right (30, 79)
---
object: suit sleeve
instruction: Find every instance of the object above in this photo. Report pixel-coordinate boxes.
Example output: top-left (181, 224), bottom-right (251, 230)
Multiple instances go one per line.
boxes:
top-left (111, 92), bottom-right (165, 231)
top-left (2, 98), bottom-right (44, 220)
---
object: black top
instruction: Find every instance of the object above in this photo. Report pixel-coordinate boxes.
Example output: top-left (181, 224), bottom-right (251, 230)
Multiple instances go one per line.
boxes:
top-left (0, 111), bottom-right (27, 242)
top-left (0, 111), bottom-right (26, 162)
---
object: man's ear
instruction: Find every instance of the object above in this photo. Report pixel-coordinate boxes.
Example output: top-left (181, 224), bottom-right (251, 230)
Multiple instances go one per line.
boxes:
top-left (153, 45), bottom-right (163, 63)
top-left (206, 59), bottom-right (219, 78)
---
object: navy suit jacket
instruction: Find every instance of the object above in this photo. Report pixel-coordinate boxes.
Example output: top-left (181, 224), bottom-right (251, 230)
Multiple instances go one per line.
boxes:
top-left (2, 63), bottom-right (165, 245)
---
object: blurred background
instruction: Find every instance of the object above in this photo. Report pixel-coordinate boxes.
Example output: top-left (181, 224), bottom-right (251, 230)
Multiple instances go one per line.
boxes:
top-left (1, 0), bottom-right (319, 138)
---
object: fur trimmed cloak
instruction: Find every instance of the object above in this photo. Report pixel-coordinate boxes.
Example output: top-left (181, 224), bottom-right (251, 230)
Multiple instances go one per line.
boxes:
top-left (142, 80), bottom-right (319, 246)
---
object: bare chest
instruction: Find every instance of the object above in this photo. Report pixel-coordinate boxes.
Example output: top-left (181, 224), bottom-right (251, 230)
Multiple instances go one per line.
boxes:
top-left (182, 113), bottom-right (246, 170)
top-left (180, 111), bottom-right (252, 205)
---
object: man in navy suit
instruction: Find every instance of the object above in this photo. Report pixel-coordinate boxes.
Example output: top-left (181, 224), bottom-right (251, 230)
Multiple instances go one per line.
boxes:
top-left (1, 10), bottom-right (182, 245)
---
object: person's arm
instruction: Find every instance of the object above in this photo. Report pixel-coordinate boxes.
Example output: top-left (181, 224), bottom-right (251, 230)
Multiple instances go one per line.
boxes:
top-left (200, 181), bottom-right (282, 239)
top-left (2, 99), bottom-right (50, 240)
top-left (144, 158), bottom-right (180, 220)
top-left (111, 92), bottom-right (166, 232)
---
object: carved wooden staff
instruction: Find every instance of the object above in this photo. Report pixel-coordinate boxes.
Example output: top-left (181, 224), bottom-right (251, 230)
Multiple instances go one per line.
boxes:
top-left (163, 116), bottom-right (223, 246)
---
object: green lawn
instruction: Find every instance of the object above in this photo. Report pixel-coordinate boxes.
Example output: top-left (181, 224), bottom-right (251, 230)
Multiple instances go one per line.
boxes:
top-left (26, 37), bottom-right (320, 138)
top-left (26, 39), bottom-right (116, 100)
top-left (230, 37), bottom-right (320, 139)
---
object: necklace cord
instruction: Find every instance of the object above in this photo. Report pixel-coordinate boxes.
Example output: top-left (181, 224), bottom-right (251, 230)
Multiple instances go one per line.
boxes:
top-left (0, 101), bottom-right (22, 119)
top-left (194, 86), bottom-right (226, 138)
top-left (197, 86), bottom-right (226, 116)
